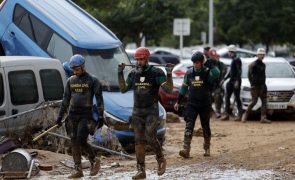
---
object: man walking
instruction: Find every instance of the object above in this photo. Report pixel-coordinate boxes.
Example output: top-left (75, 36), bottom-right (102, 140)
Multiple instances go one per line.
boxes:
top-left (56, 54), bottom-right (103, 178)
top-left (221, 45), bottom-right (243, 121)
top-left (204, 49), bottom-right (227, 118)
top-left (242, 48), bottom-right (271, 123)
top-left (174, 51), bottom-right (220, 158)
top-left (118, 47), bottom-right (173, 179)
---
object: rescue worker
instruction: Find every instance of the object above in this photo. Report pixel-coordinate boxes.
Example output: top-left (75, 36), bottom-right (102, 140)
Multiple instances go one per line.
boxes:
top-left (221, 45), bottom-right (243, 121)
top-left (242, 48), bottom-right (271, 123)
top-left (118, 47), bottom-right (174, 179)
top-left (174, 51), bottom-right (220, 158)
top-left (203, 46), bottom-right (211, 60)
top-left (56, 54), bottom-right (103, 178)
top-left (204, 49), bottom-right (227, 118)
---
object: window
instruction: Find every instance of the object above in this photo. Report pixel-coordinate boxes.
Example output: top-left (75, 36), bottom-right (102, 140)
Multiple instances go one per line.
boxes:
top-left (162, 57), bottom-right (180, 65)
top-left (8, 70), bottom-right (38, 105)
top-left (47, 33), bottom-right (73, 62)
top-left (0, 74), bottom-right (4, 106)
top-left (40, 69), bottom-right (64, 101)
top-left (30, 14), bottom-right (53, 50)
top-left (17, 13), bottom-right (34, 40)
top-left (149, 56), bottom-right (161, 64)
top-left (13, 4), bottom-right (26, 25)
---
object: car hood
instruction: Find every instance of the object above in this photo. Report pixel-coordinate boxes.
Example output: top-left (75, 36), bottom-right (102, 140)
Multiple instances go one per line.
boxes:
top-left (103, 91), bottom-right (165, 122)
top-left (242, 78), bottom-right (295, 91)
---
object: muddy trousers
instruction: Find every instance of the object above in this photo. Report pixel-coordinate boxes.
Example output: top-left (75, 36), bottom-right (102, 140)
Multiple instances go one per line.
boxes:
top-left (183, 104), bottom-right (211, 151)
top-left (225, 80), bottom-right (242, 116)
top-left (131, 106), bottom-right (164, 166)
top-left (244, 85), bottom-right (267, 119)
top-left (69, 115), bottom-right (95, 166)
top-left (213, 87), bottom-right (224, 113)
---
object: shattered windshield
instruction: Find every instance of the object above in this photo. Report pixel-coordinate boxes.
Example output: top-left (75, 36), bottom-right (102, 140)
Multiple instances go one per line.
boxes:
top-left (75, 46), bottom-right (131, 91)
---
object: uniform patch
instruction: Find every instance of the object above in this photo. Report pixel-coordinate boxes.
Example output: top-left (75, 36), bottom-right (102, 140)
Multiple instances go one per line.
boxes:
top-left (195, 76), bottom-right (200, 81)
top-left (140, 77), bottom-right (145, 82)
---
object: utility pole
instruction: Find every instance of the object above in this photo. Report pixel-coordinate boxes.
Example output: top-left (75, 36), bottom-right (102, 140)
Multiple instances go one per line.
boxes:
top-left (209, 0), bottom-right (214, 47)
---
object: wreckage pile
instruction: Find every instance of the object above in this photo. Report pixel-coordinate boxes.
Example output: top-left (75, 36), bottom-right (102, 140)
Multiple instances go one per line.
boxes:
top-left (0, 102), bottom-right (127, 178)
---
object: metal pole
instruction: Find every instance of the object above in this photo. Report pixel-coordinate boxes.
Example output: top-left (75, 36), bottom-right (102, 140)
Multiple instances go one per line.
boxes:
top-left (0, 101), bottom-right (61, 123)
top-left (209, 0), bottom-right (214, 47)
top-left (48, 132), bottom-right (135, 159)
top-left (180, 33), bottom-right (183, 59)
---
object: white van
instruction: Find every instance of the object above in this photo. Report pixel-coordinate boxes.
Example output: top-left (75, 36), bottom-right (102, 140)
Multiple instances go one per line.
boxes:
top-left (0, 56), bottom-right (66, 133)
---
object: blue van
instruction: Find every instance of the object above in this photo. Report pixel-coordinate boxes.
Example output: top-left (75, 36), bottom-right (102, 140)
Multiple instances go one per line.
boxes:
top-left (0, 0), bottom-right (166, 148)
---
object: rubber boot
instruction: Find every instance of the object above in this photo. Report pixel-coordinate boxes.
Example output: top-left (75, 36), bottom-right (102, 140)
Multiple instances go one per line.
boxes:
top-left (68, 164), bottom-right (83, 178)
top-left (260, 116), bottom-right (271, 124)
top-left (132, 164), bottom-right (146, 179)
top-left (156, 156), bottom-right (166, 176)
top-left (203, 137), bottom-right (211, 157)
top-left (221, 113), bottom-right (229, 121)
top-left (179, 141), bottom-right (190, 158)
top-left (234, 110), bottom-right (242, 121)
top-left (241, 112), bottom-right (248, 123)
top-left (132, 144), bottom-right (146, 179)
top-left (90, 157), bottom-right (100, 176)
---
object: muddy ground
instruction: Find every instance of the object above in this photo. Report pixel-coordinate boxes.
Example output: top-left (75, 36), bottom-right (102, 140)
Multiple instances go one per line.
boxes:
top-left (20, 113), bottom-right (295, 179)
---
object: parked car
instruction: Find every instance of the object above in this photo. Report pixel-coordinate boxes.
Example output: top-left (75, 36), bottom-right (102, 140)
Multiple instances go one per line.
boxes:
top-left (171, 59), bottom-right (192, 78)
top-left (239, 57), bottom-right (295, 114)
top-left (149, 54), bottom-right (180, 65)
top-left (0, 0), bottom-right (166, 148)
top-left (0, 56), bottom-right (66, 133)
top-left (217, 47), bottom-right (256, 65)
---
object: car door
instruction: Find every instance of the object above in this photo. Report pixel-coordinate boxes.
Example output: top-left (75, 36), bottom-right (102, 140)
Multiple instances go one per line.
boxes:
top-left (4, 66), bottom-right (41, 115)
top-left (2, 4), bottom-right (49, 56)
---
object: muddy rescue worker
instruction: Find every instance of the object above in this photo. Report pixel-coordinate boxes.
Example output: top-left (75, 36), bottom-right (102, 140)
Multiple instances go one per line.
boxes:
top-left (118, 47), bottom-right (173, 179)
top-left (242, 48), bottom-right (271, 123)
top-left (204, 49), bottom-right (227, 118)
top-left (56, 54), bottom-right (103, 178)
top-left (174, 51), bottom-right (220, 158)
top-left (221, 45), bottom-right (243, 121)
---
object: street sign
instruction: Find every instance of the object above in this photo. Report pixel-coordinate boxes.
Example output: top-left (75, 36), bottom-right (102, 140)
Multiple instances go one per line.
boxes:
top-left (173, 18), bottom-right (190, 36)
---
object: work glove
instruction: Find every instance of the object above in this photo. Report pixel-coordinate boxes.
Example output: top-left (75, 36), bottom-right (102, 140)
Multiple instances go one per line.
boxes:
top-left (118, 63), bottom-right (126, 73)
top-left (56, 116), bottom-right (63, 128)
top-left (88, 121), bottom-right (98, 136)
top-left (97, 116), bottom-right (104, 129)
top-left (165, 63), bottom-right (174, 74)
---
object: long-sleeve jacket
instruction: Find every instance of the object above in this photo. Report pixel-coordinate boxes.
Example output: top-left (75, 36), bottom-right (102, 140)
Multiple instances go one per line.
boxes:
top-left (248, 59), bottom-right (266, 86)
top-left (177, 66), bottom-right (220, 106)
top-left (224, 56), bottom-right (242, 82)
top-left (118, 64), bottom-right (173, 108)
top-left (58, 72), bottom-right (104, 119)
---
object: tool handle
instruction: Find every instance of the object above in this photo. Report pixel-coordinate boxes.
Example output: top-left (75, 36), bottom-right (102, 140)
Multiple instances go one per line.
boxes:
top-left (32, 120), bottom-right (64, 142)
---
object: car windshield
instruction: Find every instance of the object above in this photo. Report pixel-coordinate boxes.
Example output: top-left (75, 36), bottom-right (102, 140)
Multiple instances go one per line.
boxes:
top-left (242, 62), bottom-right (295, 78)
top-left (75, 46), bottom-right (131, 91)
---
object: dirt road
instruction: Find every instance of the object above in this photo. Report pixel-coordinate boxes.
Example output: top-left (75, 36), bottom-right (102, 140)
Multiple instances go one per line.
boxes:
top-left (30, 114), bottom-right (295, 179)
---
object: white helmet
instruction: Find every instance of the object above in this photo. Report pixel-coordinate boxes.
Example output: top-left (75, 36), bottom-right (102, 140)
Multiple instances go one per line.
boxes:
top-left (257, 48), bottom-right (266, 55)
top-left (228, 44), bottom-right (237, 52)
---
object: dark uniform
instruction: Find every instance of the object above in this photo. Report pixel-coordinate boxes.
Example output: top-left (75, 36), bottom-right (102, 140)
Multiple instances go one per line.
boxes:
top-left (222, 55), bottom-right (243, 120)
top-left (177, 65), bottom-right (220, 157)
top-left (57, 72), bottom-right (104, 171)
top-left (118, 64), bottom-right (172, 178)
top-left (204, 59), bottom-right (227, 116)
top-left (243, 59), bottom-right (269, 122)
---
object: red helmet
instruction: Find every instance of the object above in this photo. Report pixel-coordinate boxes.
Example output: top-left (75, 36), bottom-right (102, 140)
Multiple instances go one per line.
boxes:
top-left (134, 47), bottom-right (150, 60)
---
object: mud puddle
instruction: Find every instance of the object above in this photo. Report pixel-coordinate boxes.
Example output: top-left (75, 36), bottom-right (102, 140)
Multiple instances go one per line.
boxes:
top-left (34, 164), bottom-right (292, 180)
